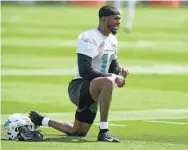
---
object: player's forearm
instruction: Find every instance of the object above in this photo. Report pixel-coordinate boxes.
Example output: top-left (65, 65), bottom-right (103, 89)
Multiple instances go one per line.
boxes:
top-left (77, 54), bottom-right (112, 81)
top-left (108, 59), bottom-right (121, 75)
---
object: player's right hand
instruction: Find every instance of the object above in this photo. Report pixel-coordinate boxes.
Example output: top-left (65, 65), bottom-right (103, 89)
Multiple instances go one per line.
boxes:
top-left (113, 75), bottom-right (125, 88)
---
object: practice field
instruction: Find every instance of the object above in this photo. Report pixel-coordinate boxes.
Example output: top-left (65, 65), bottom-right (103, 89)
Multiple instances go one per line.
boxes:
top-left (1, 3), bottom-right (188, 150)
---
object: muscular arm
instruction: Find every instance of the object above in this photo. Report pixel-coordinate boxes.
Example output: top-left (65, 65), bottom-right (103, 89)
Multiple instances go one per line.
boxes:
top-left (108, 59), bottom-right (121, 75)
top-left (78, 54), bottom-right (112, 81)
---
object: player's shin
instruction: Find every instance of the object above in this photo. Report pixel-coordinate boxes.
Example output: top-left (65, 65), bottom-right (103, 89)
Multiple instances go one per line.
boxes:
top-left (48, 120), bottom-right (74, 135)
top-left (99, 80), bottom-right (114, 132)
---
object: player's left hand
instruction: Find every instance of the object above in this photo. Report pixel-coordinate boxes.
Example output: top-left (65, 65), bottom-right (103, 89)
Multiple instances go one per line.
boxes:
top-left (121, 67), bottom-right (129, 78)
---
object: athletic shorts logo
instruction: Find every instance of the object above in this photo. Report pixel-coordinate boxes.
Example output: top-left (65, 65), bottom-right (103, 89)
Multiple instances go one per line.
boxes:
top-left (76, 106), bottom-right (87, 112)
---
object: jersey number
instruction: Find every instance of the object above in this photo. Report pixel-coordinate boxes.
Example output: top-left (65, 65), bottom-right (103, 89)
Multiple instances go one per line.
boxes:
top-left (101, 54), bottom-right (115, 73)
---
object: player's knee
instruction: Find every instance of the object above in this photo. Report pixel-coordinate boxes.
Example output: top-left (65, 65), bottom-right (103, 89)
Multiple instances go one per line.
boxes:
top-left (77, 132), bottom-right (87, 137)
top-left (103, 77), bottom-right (115, 90)
top-left (69, 132), bottom-right (87, 137)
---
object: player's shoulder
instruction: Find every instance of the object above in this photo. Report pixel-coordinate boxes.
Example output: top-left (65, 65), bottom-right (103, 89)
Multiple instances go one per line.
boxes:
top-left (77, 29), bottom-right (99, 58)
top-left (77, 29), bottom-right (102, 45)
top-left (78, 29), bottom-right (97, 39)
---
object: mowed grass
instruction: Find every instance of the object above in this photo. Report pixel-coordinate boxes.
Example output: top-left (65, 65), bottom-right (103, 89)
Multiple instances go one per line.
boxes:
top-left (1, 3), bottom-right (188, 150)
top-left (2, 120), bottom-right (188, 150)
top-left (2, 74), bottom-right (188, 114)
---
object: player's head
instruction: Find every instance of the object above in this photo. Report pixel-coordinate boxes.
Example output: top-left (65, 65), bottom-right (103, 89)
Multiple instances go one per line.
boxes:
top-left (99, 5), bottom-right (121, 35)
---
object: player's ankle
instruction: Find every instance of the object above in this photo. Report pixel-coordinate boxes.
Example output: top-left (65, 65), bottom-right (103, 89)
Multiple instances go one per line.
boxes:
top-left (99, 121), bottom-right (109, 133)
top-left (99, 128), bottom-right (109, 133)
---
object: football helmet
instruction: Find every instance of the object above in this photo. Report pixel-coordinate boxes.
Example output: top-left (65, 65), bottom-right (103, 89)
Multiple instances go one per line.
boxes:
top-left (4, 113), bottom-right (43, 141)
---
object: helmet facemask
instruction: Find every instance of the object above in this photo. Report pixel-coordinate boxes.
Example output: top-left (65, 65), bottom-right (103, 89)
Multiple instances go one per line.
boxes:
top-left (17, 125), bottom-right (43, 141)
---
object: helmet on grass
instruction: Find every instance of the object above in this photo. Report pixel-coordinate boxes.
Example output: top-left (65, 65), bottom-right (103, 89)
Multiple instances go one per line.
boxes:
top-left (4, 113), bottom-right (43, 141)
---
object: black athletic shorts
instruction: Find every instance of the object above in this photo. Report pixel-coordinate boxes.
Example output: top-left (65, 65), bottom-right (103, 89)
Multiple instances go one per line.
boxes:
top-left (68, 79), bottom-right (98, 124)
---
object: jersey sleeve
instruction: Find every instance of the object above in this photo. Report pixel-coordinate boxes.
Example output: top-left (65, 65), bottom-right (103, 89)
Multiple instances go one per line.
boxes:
top-left (77, 34), bottom-right (98, 58)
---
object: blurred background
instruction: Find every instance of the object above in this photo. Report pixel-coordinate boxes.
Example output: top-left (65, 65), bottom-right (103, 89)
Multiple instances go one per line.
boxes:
top-left (1, 0), bottom-right (188, 114)
top-left (1, 0), bottom-right (188, 111)
top-left (1, 0), bottom-right (188, 149)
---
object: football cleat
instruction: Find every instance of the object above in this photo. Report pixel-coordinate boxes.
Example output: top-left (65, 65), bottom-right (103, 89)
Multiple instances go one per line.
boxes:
top-left (97, 130), bottom-right (120, 142)
top-left (29, 111), bottom-right (44, 128)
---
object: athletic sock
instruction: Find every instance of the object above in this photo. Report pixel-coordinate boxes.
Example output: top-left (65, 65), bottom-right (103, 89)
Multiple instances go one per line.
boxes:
top-left (42, 117), bottom-right (50, 126)
top-left (100, 122), bottom-right (109, 133)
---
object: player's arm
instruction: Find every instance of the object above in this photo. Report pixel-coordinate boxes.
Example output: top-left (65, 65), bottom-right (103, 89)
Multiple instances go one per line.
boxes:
top-left (78, 54), bottom-right (112, 81)
top-left (108, 58), bottom-right (129, 88)
top-left (109, 55), bottom-right (129, 80)
top-left (109, 59), bottom-right (129, 78)
top-left (108, 59), bottom-right (121, 75)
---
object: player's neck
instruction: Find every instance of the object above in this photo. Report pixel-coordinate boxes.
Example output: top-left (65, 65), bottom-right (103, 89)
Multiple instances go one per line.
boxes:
top-left (97, 26), bottom-right (110, 37)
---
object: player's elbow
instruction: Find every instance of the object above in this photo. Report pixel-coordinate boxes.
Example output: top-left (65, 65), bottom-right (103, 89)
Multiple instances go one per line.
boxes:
top-left (77, 132), bottom-right (87, 137)
top-left (79, 67), bottom-right (92, 80)
top-left (79, 66), bottom-right (87, 78)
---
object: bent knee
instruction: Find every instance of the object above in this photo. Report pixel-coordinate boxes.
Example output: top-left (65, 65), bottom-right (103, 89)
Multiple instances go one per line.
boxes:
top-left (104, 76), bottom-right (115, 85)
top-left (77, 132), bottom-right (87, 137)
top-left (69, 132), bottom-right (87, 137)
top-left (91, 76), bottom-right (115, 87)
top-left (99, 77), bottom-right (115, 91)
top-left (90, 76), bottom-right (115, 100)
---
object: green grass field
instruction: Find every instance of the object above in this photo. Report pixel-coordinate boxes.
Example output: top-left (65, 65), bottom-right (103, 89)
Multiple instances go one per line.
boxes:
top-left (1, 3), bottom-right (188, 150)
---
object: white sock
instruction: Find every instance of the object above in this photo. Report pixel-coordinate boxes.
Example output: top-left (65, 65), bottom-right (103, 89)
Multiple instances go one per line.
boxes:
top-left (42, 117), bottom-right (50, 126)
top-left (100, 122), bottom-right (108, 129)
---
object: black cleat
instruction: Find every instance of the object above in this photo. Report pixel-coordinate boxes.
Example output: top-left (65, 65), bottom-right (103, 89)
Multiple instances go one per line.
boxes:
top-left (97, 130), bottom-right (120, 142)
top-left (29, 111), bottom-right (44, 128)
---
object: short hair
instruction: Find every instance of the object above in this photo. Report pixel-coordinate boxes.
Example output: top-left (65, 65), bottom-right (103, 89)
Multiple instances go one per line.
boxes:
top-left (99, 5), bottom-right (120, 18)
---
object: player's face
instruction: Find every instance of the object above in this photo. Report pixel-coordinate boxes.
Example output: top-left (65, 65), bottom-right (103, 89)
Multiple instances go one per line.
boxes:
top-left (107, 15), bottom-right (121, 35)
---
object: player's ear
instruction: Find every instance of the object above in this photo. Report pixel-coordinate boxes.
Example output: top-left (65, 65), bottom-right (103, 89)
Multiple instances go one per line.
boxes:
top-left (104, 16), bottom-right (108, 22)
top-left (101, 16), bottom-right (107, 22)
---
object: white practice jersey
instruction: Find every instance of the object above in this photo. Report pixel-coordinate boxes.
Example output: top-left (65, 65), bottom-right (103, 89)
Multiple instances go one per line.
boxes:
top-left (76, 28), bottom-right (118, 79)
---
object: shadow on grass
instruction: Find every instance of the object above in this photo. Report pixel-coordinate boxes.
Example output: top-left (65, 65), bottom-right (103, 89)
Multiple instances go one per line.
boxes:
top-left (42, 134), bottom-right (98, 143)
top-left (1, 135), bottom-right (97, 143)
top-left (2, 134), bottom-right (188, 145)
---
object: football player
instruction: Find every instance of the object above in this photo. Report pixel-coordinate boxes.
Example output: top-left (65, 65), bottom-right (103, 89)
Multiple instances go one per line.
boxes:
top-left (30, 5), bottom-right (128, 143)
